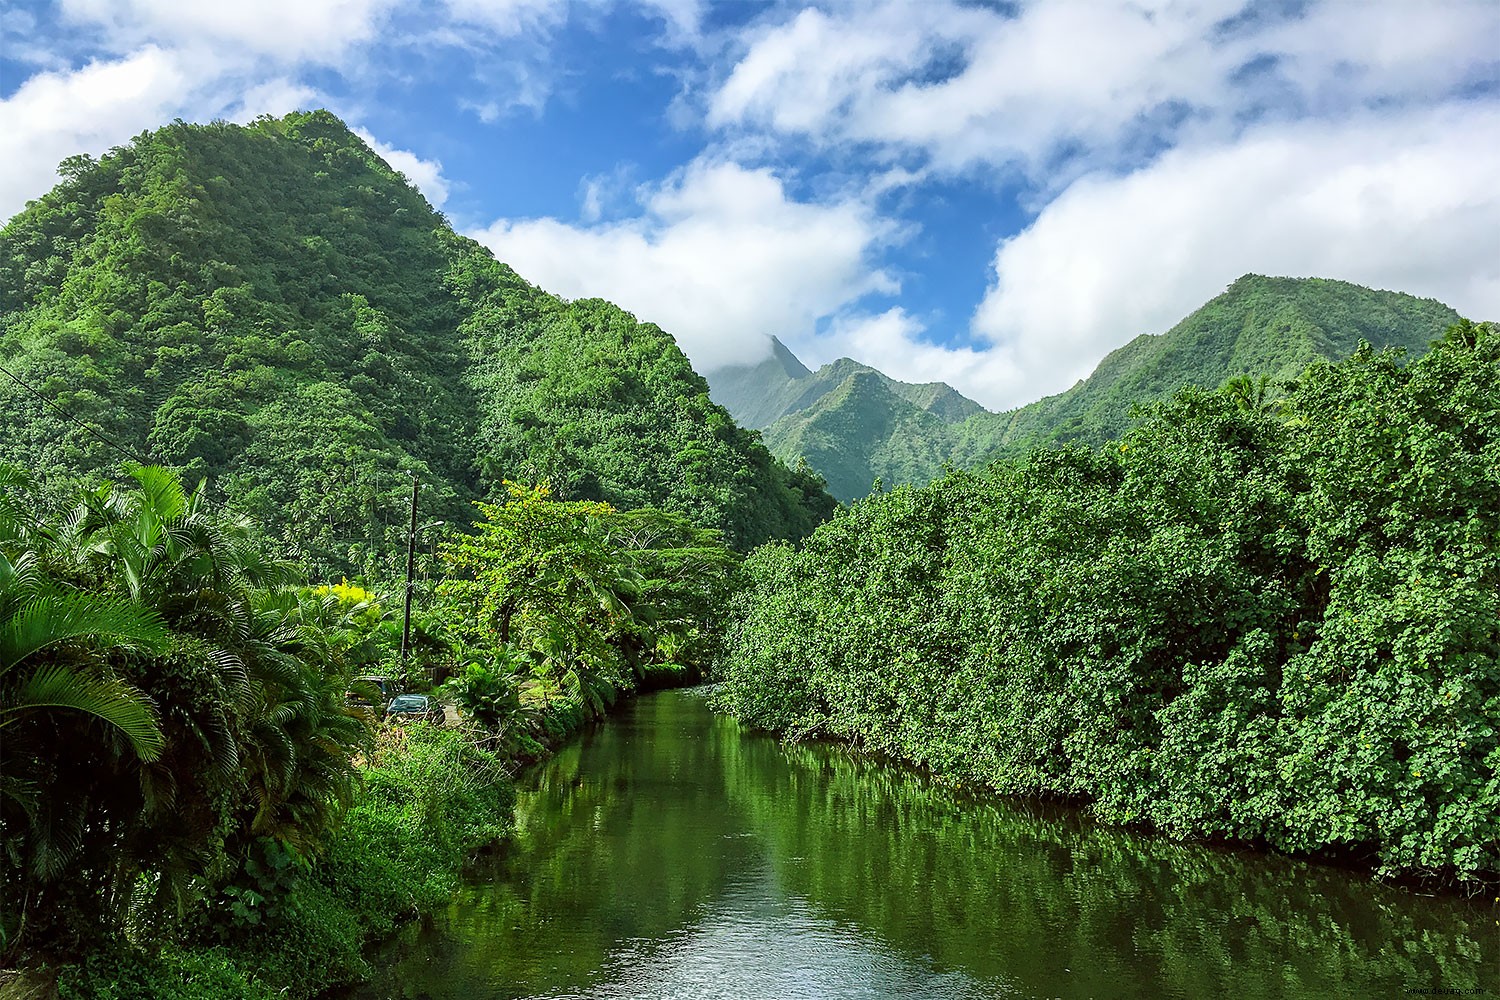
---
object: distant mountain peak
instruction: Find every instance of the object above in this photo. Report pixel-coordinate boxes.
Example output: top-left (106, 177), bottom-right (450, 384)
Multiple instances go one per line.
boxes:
top-left (708, 275), bottom-right (1469, 502)
top-left (768, 336), bottom-right (812, 379)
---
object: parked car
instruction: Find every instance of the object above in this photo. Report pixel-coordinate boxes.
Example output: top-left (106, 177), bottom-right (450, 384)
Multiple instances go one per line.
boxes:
top-left (383, 693), bottom-right (444, 726)
top-left (347, 675), bottom-right (399, 718)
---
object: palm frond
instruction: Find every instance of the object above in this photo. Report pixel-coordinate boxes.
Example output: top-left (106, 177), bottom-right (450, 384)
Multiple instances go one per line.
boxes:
top-left (0, 591), bottom-right (170, 671)
top-left (126, 464), bottom-right (189, 524)
top-left (1, 663), bottom-right (165, 762)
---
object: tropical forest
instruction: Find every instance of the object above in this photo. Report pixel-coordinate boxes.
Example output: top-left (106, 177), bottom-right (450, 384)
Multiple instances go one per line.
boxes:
top-left (0, 96), bottom-right (1496, 1000)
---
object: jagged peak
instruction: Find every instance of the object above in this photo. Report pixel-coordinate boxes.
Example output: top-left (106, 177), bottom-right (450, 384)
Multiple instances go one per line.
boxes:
top-left (768, 336), bottom-right (812, 379)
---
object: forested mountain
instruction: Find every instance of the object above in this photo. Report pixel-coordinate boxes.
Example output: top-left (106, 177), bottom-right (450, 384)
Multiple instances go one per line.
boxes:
top-left (0, 112), bottom-right (834, 572)
top-left (707, 340), bottom-right (986, 499)
top-left (709, 276), bottom-right (1463, 499)
top-left (971, 274), bottom-right (1462, 457)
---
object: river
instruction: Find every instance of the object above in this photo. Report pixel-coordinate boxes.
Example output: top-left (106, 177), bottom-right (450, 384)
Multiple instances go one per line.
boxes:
top-left (355, 687), bottom-right (1497, 999)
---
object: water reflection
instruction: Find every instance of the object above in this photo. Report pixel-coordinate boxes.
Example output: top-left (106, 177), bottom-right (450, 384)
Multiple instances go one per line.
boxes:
top-left (356, 689), bottom-right (1497, 999)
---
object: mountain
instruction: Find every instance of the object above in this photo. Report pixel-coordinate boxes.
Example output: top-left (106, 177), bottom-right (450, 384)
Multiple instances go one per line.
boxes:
top-left (709, 277), bottom-right (1466, 499)
top-left (707, 340), bottom-right (986, 499)
top-left (0, 112), bottom-right (835, 573)
top-left (702, 336), bottom-right (812, 429)
top-left (968, 274), bottom-right (1464, 457)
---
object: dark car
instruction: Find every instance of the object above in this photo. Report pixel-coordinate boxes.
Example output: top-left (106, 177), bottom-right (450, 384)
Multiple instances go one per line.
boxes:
top-left (347, 675), bottom-right (399, 717)
top-left (383, 694), bottom-right (444, 726)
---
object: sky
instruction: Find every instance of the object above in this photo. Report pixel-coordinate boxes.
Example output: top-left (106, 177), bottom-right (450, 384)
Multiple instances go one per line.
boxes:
top-left (2, 0), bottom-right (1499, 411)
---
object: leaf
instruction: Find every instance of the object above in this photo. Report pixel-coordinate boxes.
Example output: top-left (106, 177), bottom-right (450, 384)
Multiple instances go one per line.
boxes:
top-left (0, 591), bottom-right (170, 672)
top-left (1, 662), bottom-right (165, 762)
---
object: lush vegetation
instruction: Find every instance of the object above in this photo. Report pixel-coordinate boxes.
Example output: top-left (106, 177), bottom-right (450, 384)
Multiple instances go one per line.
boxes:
top-left (971, 274), bottom-right (1463, 459)
top-left (3, 106), bottom-right (1492, 994)
top-left (0, 459), bottom-right (734, 996)
top-left (715, 321), bottom-right (1500, 881)
top-left (0, 112), bottom-right (833, 578)
top-left (708, 341), bottom-right (985, 501)
top-left (709, 276), bottom-right (1462, 499)
top-left (50, 724), bottom-right (513, 1000)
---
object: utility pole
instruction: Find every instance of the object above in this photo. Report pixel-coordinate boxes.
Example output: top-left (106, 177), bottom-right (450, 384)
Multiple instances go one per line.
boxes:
top-left (400, 473), bottom-right (418, 670)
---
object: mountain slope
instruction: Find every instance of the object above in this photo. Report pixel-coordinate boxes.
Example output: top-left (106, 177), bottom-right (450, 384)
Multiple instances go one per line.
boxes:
top-left (710, 276), bottom-right (1466, 499)
top-left (969, 274), bottom-right (1463, 457)
top-left (0, 112), bottom-right (835, 572)
top-left (702, 336), bottom-right (813, 429)
top-left (759, 369), bottom-right (965, 500)
top-left (707, 340), bottom-right (986, 499)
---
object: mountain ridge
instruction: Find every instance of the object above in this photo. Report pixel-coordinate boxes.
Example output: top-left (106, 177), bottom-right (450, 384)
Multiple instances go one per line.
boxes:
top-left (707, 275), bottom-right (1467, 499)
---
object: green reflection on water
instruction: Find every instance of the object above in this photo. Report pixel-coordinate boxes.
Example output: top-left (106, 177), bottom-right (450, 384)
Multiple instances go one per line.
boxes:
top-left (356, 689), bottom-right (1497, 1000)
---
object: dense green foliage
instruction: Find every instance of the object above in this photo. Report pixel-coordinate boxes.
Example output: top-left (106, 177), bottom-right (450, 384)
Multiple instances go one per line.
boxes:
top-left (0, 464), bottom-right (515, 998)
top-left (51, 724), bottom-right (514, 1000)
top-left (716, 323), bottom-right (1500, 880)
top-left (437, 482), bottom-right (736, 748)
top-left (0, 464), bottom-right (371, 958)
top-left (709, 340), bottom-right (984, 500)
top-left (1, 457), bottom-right (733, 995)
top-left (0, 112), bottom-right (833, 576)
top-left (709, 277), bottom-right (1464, 499)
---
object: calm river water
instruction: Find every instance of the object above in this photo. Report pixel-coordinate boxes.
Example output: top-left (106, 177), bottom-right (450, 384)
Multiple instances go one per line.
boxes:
top-left (357, 688), bottom-right (1497, 999)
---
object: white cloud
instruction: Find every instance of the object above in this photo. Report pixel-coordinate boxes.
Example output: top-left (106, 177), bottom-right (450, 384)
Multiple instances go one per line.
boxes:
top-left (798, 308), bottom-right (1013, 408)
top-left (354, 128), bottom-right (452, 207)
top-left (710, 0), bottom-right (1500, 177)
top-left (0, 48), bottom-right (447, 224)
top-left (0, 48), bottom-right (188, 217)
top-left (58, 0), bottom-right (400, 64)
top-left (225, 79), bottom-right (323, 123)
top-left (970, 103), bottom-right (1500, 409)
top-left (468, 158), bottom-right (899, 370)
top-left (701, 0), bottom-right (1500, 410)
top-left (637, 0), bottom-right (702, 42)
top-left (0, 48), bottom-right (345, 221)
top-left (441, 0), bottom-right (567, 37)
top-left (440, 0), bottom-right (702, 43)
top-left (0, 0), bottom-right (704, 222)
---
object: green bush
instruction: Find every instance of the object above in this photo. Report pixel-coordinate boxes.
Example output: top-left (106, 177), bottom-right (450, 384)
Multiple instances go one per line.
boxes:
top-left (312, 722), bottom-right (515, 947)
top-left (716, 328), bottom-right (1500, 881)
top-left (56, 946), bottom-right (279, 1000)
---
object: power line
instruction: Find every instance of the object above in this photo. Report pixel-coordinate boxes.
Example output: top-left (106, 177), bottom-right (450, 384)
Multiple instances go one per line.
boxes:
top-left (0, 359), bottom-right (264, 526)
top-left (0, 359), bottom-right (147, 464)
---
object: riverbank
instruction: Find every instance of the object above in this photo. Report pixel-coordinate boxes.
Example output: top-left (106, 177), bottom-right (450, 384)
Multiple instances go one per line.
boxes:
top-left (14, 664), bottom-right (701, 1000)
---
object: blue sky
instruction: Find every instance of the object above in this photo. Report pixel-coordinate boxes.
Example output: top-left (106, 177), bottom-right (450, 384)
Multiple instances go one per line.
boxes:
top-left (3, 0), bottom-right (1499, 409)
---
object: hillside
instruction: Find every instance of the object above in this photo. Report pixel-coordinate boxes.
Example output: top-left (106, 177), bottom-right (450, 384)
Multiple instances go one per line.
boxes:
top-left (708, 341), bottom-right (985, 499)
top-left (0, 112), bottom-right (835, 572)
top-left (969, 274), bottom-right (1463, 457)
top-left (710, 277), bottom-right (1465, 498)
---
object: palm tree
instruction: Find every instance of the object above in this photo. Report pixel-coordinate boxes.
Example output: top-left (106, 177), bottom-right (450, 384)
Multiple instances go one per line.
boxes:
top-left (0, 556), bottom-right (169, 760)
top-left (231, 588), bottom-right (369, 852)
top-left (0, 481), bottom-right (172, 957)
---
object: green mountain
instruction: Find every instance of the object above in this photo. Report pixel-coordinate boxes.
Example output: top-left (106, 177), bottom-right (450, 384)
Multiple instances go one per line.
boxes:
top-left (708, 341), bottom-right (986, 500)
top-left (710, 276), bottom-right (1465, 499)
top-left (0, 112), bottom-right (834, 573)
top-left (970, 274), bottom-right (1464, 456)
